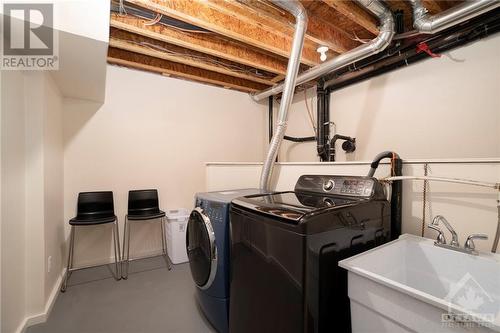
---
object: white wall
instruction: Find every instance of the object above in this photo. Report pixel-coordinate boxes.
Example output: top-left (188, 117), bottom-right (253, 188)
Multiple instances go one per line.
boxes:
top-left (1, 71), bottom-right (27, 333)
top-left (63, 65), bottom-right (266, 266)
top-left (0, 68), bottom-right (3, 332)
top-left (0, 0), bottom-right (110, 43)
top-left (279, 34), bottom-right (500, 162)
top-left (275, 87), bottom-right (319, 162)
top-left (1, 71), bottom-right (64, 333)
top-left (218, 34), bottom-right (500, 254)
top-left (42, 75), bottom-right (64, 308)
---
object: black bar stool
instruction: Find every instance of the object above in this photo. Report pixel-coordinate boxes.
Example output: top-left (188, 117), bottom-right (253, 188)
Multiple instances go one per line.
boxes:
top-left (61, 191), bottom-right (121, 292)
top-left (122, 189), bottom-right (172, 279)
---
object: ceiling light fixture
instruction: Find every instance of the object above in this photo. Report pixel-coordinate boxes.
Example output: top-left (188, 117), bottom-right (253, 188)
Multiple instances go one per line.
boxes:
top-left (317, 46), bottom-right (329, 62)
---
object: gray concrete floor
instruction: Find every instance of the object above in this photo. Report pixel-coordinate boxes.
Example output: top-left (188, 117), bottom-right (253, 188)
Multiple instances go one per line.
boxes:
top-left (27, 257), bottom-right (216, 333)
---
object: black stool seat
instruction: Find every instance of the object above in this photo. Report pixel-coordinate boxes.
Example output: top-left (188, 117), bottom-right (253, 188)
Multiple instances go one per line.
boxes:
top-left (122, 189), bottom-right (171, 279)
top-left (61, 191), bottom-right (121, 292)
top-left (127, 210), bottom-right (166, 220)
top-left (69, 215), bottom-right (117, 225)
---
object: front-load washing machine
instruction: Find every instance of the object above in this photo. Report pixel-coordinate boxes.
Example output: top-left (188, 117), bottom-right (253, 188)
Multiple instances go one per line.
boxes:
top-left (186, 189), bottom-right (263, 333)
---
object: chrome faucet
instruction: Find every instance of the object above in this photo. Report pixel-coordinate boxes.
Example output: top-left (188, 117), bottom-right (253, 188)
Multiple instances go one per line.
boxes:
top-left (464, 234), bottom-right (488, 252)
top-left (427, 215), bottom-right (489, 255)
top-left (427, 224), bottom-right (446, 245)
top-left (432, 215), bottom-right (459, 247)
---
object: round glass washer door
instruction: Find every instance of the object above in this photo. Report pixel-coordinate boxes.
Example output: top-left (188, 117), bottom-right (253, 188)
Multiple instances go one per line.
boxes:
top-left (186, 207), bottom-right (217, 289)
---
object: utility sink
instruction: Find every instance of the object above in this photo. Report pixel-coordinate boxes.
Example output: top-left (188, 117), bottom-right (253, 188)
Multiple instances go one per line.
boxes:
top-left (339, 234), bottom-right (500, 333)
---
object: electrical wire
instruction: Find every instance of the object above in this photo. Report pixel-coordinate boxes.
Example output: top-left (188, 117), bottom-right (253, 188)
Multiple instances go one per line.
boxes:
top-left (118, 0), bottom-right (127, 15)
top-left (350, 31), bottom-right (370, 44)
top-left (111, 1), bottom-right (211, 33)
top-left (144, 13), bottom-right (162, 26)
top-left (119, 38), bottom-right (275, 79)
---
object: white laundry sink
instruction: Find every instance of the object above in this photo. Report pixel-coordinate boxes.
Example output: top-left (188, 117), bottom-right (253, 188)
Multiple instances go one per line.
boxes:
top-left (339, 234), bottom-right (500, 333)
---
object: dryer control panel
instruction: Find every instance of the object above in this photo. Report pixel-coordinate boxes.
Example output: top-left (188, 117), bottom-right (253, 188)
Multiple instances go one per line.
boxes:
top-left (295, 175), bottom-right (385, 199)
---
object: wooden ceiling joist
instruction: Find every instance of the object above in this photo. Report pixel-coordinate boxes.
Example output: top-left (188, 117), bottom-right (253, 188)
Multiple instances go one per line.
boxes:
top-left (109, 28), bottom-right (276, 86)
top-left (204, 0), bottom-right (358, 54)
top-left (124, 0), bottom-right (322, 66)
top-left (422, 1), bottom-right (446, 13)
top-left (107, 47), bottom-right (270, 92)
top-left (110, 13), bottom-right (290, 76)
top-left (108, 0), bottom-right (464, 92)
top-left (302, 1), bottom-right (375, 40)
top-left (322, 0), bottom-right (379, 35)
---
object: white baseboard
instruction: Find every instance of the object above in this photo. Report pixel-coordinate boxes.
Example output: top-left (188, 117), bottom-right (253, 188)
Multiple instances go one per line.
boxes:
top-left (16, 268), bottom-right (66, 333)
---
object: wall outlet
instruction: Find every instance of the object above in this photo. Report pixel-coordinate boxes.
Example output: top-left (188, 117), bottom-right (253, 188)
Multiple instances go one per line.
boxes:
top-left (47, 256), bottom-right (52, 273)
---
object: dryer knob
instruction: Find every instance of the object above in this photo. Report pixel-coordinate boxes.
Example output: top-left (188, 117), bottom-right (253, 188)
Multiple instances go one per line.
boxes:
top-left (323, 179), bottom-right (335, 192)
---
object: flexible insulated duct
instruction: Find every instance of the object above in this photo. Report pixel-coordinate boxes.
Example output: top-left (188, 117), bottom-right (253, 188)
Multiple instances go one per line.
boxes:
top-left (409, 0), bottom-right (500, 34)
top-left (259, 0), bottom-right (395, 190)
top-left (251, 0), bottom-right (395, 102)
top-left (259, 0), bottom-right (308, 190)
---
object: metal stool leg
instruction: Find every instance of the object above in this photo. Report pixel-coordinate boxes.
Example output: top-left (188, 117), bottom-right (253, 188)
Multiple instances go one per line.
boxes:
top-left (112, 220), bottom-right (121, 281)
top-left (122, 216), bottom-right (131, 279)
top-left (161, 217), bottom-right (172, 270)
top-left (61, 226), bottom-right (75, 292)
top-left (121, 216), bottom-right (127, 278)
top-left (115, 219), bottom-right (121, 277)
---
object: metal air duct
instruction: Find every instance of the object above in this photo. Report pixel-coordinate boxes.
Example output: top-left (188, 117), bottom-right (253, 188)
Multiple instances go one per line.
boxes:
top-left (259, 0), bottom-right (308, 190)
top-left (259, 0), bottom-right (395, 190)
top-left (251, 0), bottom-right (395, 102)
top-left (409, 0), bottom-right (500, 34)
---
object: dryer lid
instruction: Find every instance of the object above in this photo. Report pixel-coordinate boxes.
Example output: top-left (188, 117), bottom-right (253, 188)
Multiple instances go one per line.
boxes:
top-left (232, 191), bottom-right (361, 223)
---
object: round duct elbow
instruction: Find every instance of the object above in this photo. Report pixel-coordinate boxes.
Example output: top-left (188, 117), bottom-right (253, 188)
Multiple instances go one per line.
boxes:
top-left (413, 17), bottom-right (434, 33)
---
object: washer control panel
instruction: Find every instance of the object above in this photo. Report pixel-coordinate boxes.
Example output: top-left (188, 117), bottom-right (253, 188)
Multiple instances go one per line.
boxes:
top-left (195, 199), bottom-right (225, 224)
top-left (296, 175), bottom-right (380, 198)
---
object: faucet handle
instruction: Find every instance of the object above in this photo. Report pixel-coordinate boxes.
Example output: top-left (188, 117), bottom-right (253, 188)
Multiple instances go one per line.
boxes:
top-left (427, 224), bottom-right (446, 245)
top-left (464, 234), bottom-right (488, 251)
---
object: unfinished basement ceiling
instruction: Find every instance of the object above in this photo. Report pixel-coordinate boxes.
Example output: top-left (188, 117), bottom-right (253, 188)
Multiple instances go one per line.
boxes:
top-left (107, 0), bottom-right (462, 92)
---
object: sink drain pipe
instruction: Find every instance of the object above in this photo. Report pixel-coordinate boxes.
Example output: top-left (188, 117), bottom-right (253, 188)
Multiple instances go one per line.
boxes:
top-left (259, 0), bottom-right (395, 190)
top-left (368, 151), bottom-right (403, 241)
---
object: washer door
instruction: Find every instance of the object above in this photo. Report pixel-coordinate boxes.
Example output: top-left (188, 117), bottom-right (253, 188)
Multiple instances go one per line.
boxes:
top-left (186, 207), bottom-right (218, 290)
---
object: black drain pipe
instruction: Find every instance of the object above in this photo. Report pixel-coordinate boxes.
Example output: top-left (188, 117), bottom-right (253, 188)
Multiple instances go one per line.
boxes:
top-left (268, 96), bottom-right (273, 143)
top-left (329, 134), bottom-right (356, 162)
top-left (368, 151), bottom-right (403, 241)
top-left (284, 135), bottom-right (316, 142)
top-left (391, 158), bottom-right (403, 240)
top-left (316, 85), bottom-right (330, 161)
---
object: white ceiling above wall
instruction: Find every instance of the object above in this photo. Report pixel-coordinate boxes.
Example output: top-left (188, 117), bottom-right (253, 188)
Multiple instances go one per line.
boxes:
top-left (0, 0), bottom-right (110, 42)
top-left (50, 30), bottom-right (108, 103)
top-left (1, 1), bottom-right (110, 103)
